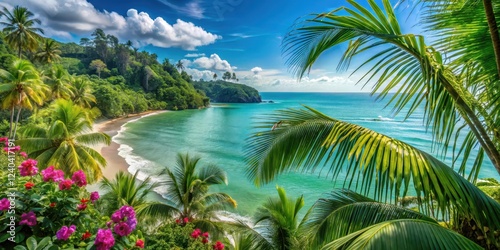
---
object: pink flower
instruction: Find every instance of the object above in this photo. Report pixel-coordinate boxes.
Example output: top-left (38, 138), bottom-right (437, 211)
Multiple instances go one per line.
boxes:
top-left (202, 237), bottom-right (209, 244)
top-left (119, 205), bottom-right (135, 218)
top-left (19, 211), bottom-right (37, 226)
top-left (111, 210), bottom-right (123, 223)
top-left (19, 152), bottom-right (28, 158)
top-left (90, 191), bottom-right (100, 203)
top-left (71, 170), bottom-right (87, 187)
top-left (213, 241), bottom-right (225, 250)
top-left (0, 198), bottom-right (10, 211)
top-left (202, 232), bottom-right (210, 238)
top-left (24, 182), bottom-right (35, 190)
top-left (126, 217), bottom-right (137, 230)
top-left (77, 203), bottom-right (87, 211)
top-left (191, 228), bottom-right (201, 238)
top-left (183, 217), bottom-right (189, 224)
top-left (0, 137), bottom-right (7, 142)
top-left (59, 179), bottom-right (73, 190)
top-left (56, 225), bottom-right (76, 241)
top-left (94, 229), bottom-right (115, 250)
top-left (175, 219), bottom-right (180, 224)
top-left (135, 239), bottom-right (145, 248)
top-left (18, 159), bottom-right (38, 176)
top-left (114, 222), bottom-right (132, 236)
top-left (41, 166), bottom-right (65, 182)
top-left (3, 145), bottom-right (21, 152)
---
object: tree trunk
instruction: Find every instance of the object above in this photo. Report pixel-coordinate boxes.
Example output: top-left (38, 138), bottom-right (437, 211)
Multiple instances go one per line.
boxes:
top-left (12, 106), bottom-right (22, 140)
top-left (8, 106), bottom-right (14, 139)
top-left (483, 0), bottom-right (500, 78)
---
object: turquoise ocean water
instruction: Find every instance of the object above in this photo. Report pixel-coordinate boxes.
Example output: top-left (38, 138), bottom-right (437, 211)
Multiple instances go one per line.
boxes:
top-left (113, 92), bottom-right (496, 215)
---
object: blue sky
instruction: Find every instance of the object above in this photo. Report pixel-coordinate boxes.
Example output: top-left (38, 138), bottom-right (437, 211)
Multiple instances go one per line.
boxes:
top-left (3, 0), bottom-right (421, 92)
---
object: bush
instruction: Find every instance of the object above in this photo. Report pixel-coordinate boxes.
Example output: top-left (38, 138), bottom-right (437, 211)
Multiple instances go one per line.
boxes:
top-left (146, 221), bottom-right (224, 250)
top-left (0, 141), bottom-right (145, 249)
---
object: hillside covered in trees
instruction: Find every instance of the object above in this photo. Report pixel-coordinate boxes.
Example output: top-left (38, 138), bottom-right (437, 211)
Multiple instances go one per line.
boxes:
top-left (193, 80), bottom-right (262, 103)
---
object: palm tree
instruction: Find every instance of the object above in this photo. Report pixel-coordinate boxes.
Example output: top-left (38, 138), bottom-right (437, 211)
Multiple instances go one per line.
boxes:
top-left (98, 171), bottom-right (175, 221)
top-left (36, 38), bottom-right (61, 64)
top-left (252, 186), bottom-right (305, 250)
top-left (245, 0), bottom-right (500, 247)
top-left (71, 76), bottom-right (96, 108)
top-left (44, 65), bottom-right (74, 100)
top-left (0, 59), bottom-right (47, 138)
top-left (0, 6), bottom-right (44, 58)
top-left (176, 60), bottom-right (184, 72)
top-left (158, 153), bottom-right (237, 233)
top-left (17, 99), bottom-right (110, 182)
top-left (213, 73), bottom-right (217, 80)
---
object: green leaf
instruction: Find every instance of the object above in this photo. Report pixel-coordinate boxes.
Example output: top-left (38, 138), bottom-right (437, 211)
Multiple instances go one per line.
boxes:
top-left (26, 236), bottom-right (37, 250)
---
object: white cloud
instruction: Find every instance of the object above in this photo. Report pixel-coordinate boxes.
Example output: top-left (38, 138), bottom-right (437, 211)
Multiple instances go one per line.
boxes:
top-left (194, 54), bottom-right (234, 72)
top-left (157, 0), bottom-right (205, 19)
top-left (251, 67), bottom-right (263, 74)
top-left (185, 53), bottom-right (206, 58)
top-left (180, 59), bottom-right (192, 68)
top-left (184, 67), bottom-right (216, 81)
top-left (0, 0), bottom-right (220, 49)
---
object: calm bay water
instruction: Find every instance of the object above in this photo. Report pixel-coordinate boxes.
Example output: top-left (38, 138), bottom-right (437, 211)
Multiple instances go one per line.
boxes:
top-left (114, 92), bottom-right (496, 215)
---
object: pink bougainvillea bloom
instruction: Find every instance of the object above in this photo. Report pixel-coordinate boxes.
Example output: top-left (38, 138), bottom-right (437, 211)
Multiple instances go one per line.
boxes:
top-left (94, 229), bottom-right (115, 250)
top-left (59, 179), bottom-right (73, 190)
top-left (135, 239), bottom-right (145, 248)
top-left (90, 191), bottom-right (100, 203)
top-left (126, 216), bottom-right (137, 230)
top-left (191, 228), bottom-right (201, 238)
top-left (110, 210), bottom-right (123, 223)
top-left (71, 170), bottom-right (87, 187)
top-left (183, 217), bottom-right (189, 224)
top-left (56, 225), bottom-right (76, 241)
top-left (4, 145), bottom-right (21, 152)
top-left (119, 205), bottom-right (135, 218)
top-left (41, 166), bottom-right (65, 182)
top-left (0, 198), bottom-right (10, 211)
top-left (213, 241), bottom-right (225, 250)
top-left (19, 211), bottom-right (37, 226)
top-left (0, 137), bottom-right (7, 142)
top-left (202, 237), bottom-right (209, 244)
top-left (203, 232), bottom-right (210, 238)
top-left (18, 159), bottom-right (38, 176)
top-left (19, 151), bottom-right (28, 158)
top-left (114, 221), bottom-right (132, 236)
top-left (77, 203), bottom-right (87, 211)
top-left (24, 182), bottom-right (35, 190)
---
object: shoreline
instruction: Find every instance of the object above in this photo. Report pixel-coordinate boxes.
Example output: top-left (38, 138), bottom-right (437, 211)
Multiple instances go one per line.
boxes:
top-left (92, 110), bottom-right (168, 180)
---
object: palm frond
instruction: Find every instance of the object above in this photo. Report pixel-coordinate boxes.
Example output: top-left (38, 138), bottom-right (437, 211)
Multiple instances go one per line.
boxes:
top-left (323, 219), bottom-right (482, 250)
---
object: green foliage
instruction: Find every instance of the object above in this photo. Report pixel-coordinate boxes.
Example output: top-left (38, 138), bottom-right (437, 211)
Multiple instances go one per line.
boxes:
top-left (145, 223), bottom-right (212, 250)
top-left (192, 80), bottom-right (261, 103)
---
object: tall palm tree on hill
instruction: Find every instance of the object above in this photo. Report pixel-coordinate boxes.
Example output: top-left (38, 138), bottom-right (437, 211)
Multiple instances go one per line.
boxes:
top-left (245, 0), bottom-right (500, 248)
top-left (36, 38), bottom-right (61, 64)
top-left (176, 60), bottom-right (184, 72)
top-left (0, 5), bottom-right (44, 58)
top-left (0, 59), bottom-right (47, 138)
top-left (71, 76), bottom-right (96, 109)
top-left (18, 99), bottom-right (110, 183)
top-left (44, 65), bottom-right (74, 100)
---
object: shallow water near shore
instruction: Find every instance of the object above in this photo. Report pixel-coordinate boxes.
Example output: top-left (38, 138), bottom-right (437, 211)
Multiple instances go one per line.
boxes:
top-left (113, 92), bottom-right (496, 215)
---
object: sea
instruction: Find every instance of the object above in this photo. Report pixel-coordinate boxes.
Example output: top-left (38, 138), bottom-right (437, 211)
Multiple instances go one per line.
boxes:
top-left (113, 92), bottom-right (497, 216)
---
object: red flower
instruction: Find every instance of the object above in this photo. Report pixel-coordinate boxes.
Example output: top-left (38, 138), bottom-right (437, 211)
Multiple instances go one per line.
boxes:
top-left (135, 239), bottom-right (145, 248)
top-left (213, 241), bottom-right (224, 250)
top-left (202, 238), bottom-right (209, 244)
top-left (82, 231), bottom-right (92, 240)
top-left (183, 217), bottom-right (189, 224)
top-left (59, 179), bottom-right (73, 190)
top-left (175, 219), bottom-right (180, 224)
top-left (77, 203), bottom-right (87, 211)
top-left (202, 232), bottom-right (209, 238)
top-left (191, 228), bottom-right (201, 238)
top-left (80, 198), bottom-right (90, 203)
top-left (24, 182), bottom-right (35, 190)
top-left (50, 202), bottom-right (56, 207)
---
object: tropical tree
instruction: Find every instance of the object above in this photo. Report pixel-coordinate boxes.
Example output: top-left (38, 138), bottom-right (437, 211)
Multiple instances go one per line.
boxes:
top-left (89, 59), bottom-right (106, 78)
top-left (157, 153), bottom-right (237, 234)
top-left (0, 5), bottom-right (44, 58)
top-left (44, 65), bottom-right (73, 100)
top-left (252, 186), bottom-right (305, 250)
top-left (213, 73), bottom-right (217, 80)
top-left (0, 59), bottom-right (47, 138)
top-left (71, 76), bottom-right (96, 108)
top-left (176, 60), bottom-right (184, 72)
top-left (36, 38), bottom-right (61, 64)
top-left (17, 99), bottom-right (110, 182)
top-left (98, 171), bottom-right (174, 221)
top-left (245, 0), bottom-right (500, 247)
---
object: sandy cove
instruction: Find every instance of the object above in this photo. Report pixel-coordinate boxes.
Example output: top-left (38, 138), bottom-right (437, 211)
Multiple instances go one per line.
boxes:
top-left (92, 110), bottom-right (167, 180)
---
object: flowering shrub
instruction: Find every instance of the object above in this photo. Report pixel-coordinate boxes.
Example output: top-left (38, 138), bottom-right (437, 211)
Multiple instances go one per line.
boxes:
top-left (0, 146), bottom-right (144, 249)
